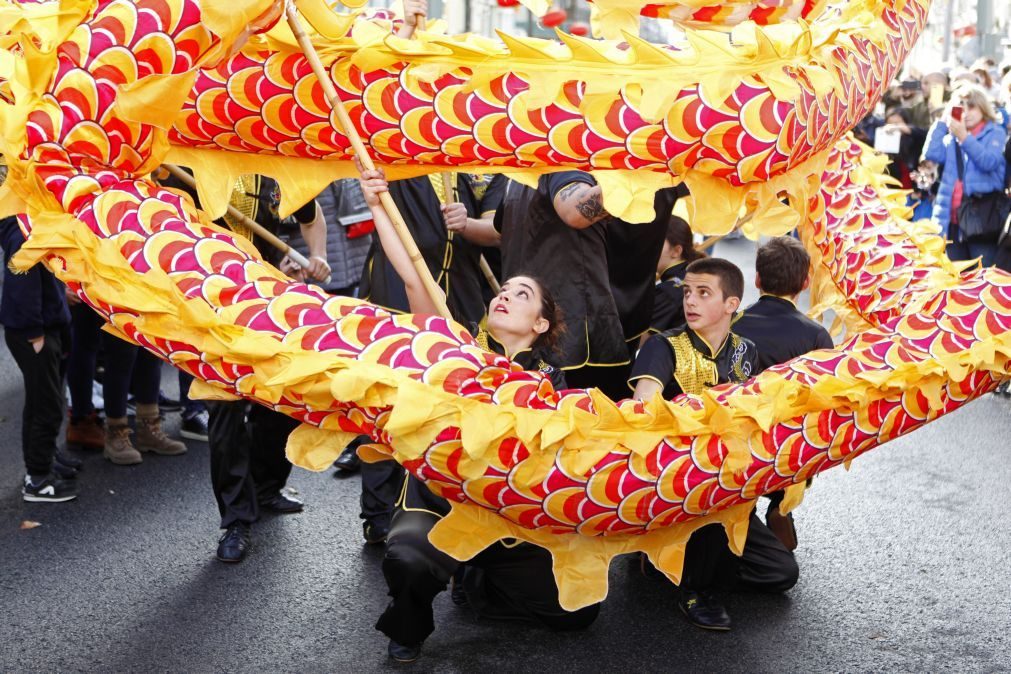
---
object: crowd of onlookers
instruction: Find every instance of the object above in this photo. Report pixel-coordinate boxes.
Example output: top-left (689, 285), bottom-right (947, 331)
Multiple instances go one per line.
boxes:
top-left (855, 57), bottom-right (1011, 270)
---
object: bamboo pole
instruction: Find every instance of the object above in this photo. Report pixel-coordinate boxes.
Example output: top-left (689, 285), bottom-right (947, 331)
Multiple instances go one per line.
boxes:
top-left (161, 164), bottom-right (326, 281)
top-left (285, 4), bottom-right (452, 319)
top-left (441, 170), bottom-right (501, 295)
top-left (479, 256), bottom-right (501, 295)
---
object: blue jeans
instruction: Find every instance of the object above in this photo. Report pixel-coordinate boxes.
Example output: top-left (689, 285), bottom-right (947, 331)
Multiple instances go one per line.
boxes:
top-left (946, 240), bottom-right (998, 268)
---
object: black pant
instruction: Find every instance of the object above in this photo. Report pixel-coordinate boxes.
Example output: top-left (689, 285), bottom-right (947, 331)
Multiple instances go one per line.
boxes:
top-left (6, 328), bottom-right (66, 477)
top-left (208, 401), bottom-right (298, 529)
top-left (681, 512), bottom-right (799, 594)
top-left (360, 459), bottom-right (404, 533)
top-left (376, 510), bottom-right (600, 646)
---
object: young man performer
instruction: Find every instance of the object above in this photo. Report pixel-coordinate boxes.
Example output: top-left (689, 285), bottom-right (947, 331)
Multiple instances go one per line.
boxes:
top-left (733, 236), bottom-right (833, 550)
top-left (630, 258), bottom-right (798, 632)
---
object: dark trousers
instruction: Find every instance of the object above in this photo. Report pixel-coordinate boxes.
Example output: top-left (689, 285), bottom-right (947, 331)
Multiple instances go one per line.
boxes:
top-left (376, 510), bottom-right (600, 646)
top-left (67, 304), bottom-right (102, 419)
top-left (360, 459), bottom-right (404, 532)
top-left (105, 335), bottom-right (160, 418)
top-left (66, 304), bottom-right (161, 419)
top-left (6, 328), bottom-right (66, 477)
top-left (208, 401), bottom-right (298, 529)
top-left (681, 512), bottom-right (799, 594)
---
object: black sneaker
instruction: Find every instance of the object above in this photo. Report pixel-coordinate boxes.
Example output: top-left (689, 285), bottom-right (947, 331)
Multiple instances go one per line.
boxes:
top-left (678, 589), bottom-right (731, 631)
top-left (22, 474), bottom-right (78, 503)
top-left (55, 451), bottom-right (84, 470)
top-left (50, 461), bottom-right (78, 480)
top-left (158, 392), bottom-right (182, 412)
top-left (388, 639), bottom-right (421, 663)
top-left (180, 411), bottom-right (209, 442)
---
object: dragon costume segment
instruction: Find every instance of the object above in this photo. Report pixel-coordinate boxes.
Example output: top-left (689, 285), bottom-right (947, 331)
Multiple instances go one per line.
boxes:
top-left (0, 0), bottom-right (1009, 610)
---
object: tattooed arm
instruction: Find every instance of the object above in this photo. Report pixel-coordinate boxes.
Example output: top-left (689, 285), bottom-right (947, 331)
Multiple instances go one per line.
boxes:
top-left (552, 181), bottom-right (610, 229)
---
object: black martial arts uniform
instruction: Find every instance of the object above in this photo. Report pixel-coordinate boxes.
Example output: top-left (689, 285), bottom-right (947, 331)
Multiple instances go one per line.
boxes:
top-left (648, 260), bottom-right (689, 334)
top-left (732, 294), bottom-right (833, 515)
top-left (629, 326), bottom-right (798, 594)
top-left (359, 174), bottom-right (486, 326)
top-left (375, 339), bottom-right (599, 647)
top-left (605, 184), bottom-right (686, 381)
top-left (179, 175), bottom-right (318, 529)
top-left (733, 295), bottom-right (833, 374)
top-left (493, 172), bottom-right (628, 399)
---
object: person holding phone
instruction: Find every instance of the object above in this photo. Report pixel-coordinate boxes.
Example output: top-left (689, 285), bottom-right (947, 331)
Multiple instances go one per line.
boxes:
top-left (920, 84), bottom-right (1008, 266)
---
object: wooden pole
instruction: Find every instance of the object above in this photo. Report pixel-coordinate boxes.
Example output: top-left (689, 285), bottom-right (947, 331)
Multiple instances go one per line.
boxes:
top-left (479, 256), bottom-right (501, 295)
top-left (161, 164), bottom-right (322, 278)
top-left (285, 4), bottom-right (451, 319)
top-left (441, 170), bottom-right (501, 295)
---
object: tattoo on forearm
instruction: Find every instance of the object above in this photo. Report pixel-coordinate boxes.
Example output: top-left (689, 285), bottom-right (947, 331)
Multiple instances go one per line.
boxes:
top-left (576, 192), bottom-right (606, 221)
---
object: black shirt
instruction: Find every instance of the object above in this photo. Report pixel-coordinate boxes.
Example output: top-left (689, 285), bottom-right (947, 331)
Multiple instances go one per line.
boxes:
top-left (359, 175), bottom-right (485, 324)
top-left (606, 184), bottom-right (687, 342)
top-left (649, 260), bottom-right (689, 334)
top-left (629, 325), bottom-right (758, 399)
top-left (494, 172), bottom-right (627, 369)
top-left (732, 295), bottom-right (833, 373)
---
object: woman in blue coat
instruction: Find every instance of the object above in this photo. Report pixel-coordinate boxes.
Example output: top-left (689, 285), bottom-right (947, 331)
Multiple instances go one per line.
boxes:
top-left (921, 84), bottom-right (1008, 267)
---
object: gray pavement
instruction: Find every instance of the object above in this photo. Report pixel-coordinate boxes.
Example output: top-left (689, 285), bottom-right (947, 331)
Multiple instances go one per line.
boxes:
top-left (2, 236), bottom-right (1010, 672)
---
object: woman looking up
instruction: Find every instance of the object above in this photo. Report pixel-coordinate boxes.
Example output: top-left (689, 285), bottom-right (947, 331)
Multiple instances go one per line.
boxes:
top-left (357, 165), bottom-right (597, 664)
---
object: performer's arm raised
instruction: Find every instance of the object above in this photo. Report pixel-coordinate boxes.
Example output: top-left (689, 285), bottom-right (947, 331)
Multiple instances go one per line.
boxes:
top-left (357, 164), bottom-right (443, 316)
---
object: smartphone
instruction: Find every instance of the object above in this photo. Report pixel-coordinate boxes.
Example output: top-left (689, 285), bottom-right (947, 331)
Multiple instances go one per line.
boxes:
top-left (951, 106), bottom-right (963, 122)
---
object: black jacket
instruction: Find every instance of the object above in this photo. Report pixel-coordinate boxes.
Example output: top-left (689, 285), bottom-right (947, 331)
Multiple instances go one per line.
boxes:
top-left (0, 216), bottom-right (71, 339)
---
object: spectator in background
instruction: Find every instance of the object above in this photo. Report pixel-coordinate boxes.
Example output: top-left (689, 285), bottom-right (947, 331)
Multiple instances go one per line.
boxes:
top-left (285, 178), bottom-right (373, 298)
top-left (895, 80), bottom-right (932, 128)
top-left (881, 107), bottom-right (928, 190)
top-left (1, 215), bottom-right (79, 502)
top-left (921, 84), bottom-right (1008, 267)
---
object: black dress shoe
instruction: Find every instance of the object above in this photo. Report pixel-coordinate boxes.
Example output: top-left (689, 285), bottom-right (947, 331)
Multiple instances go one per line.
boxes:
top-left (678, 590), bottom-right (732, 631)
top-left (363, 521), bottom-right (389, 545)
top-left (260, 493), bottom-right (304, 514)
top-left (333, 445), bottom-right (361, 474)
top-left (388, 639), bottom-right (421, 663)
top-left (216, 523), bottom-right (251, 563)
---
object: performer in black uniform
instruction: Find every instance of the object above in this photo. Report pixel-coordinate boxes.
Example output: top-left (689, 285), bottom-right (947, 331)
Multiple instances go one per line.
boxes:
top-left (606, 184), bottom-right (688, 376)
top-left (359, 174), bottom-right (487, 325)
top-left (357, 171), bottom-right (501, 544)
top-left (161, 171), bottom-right (330, 563)
top-left (629, 258), bottom-right (797, 632)
top-left (359, 168), bottom-right (599, 663)
top-left (733, 236), bottom-right (833, 550)
top-left (645, 215), bottom-right (705, 340)
top-left (493, 172), bottom-right (628, 400)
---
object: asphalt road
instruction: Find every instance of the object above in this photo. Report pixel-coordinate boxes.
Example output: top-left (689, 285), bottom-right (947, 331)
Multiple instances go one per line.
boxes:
top-left (2, 237), bottom-right (1010, 672)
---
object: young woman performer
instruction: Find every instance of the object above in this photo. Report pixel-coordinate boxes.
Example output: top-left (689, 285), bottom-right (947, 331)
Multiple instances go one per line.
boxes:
top-left (358, 165), bottom-right (598, 663)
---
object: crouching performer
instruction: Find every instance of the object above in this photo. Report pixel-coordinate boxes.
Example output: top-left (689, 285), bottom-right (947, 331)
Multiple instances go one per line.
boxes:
top-left (357, 166), bottom-right (600, 662)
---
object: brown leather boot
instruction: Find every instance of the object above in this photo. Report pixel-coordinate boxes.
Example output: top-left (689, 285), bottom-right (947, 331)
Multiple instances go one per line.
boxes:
top-left (67, 412), bottom-right (104, 451)
top-left (104, 421), bottom-right (142, 465)
top-left (766, 506), bottom-right (798, 551)
top-left (135, 414), bottom-right (187, 456)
